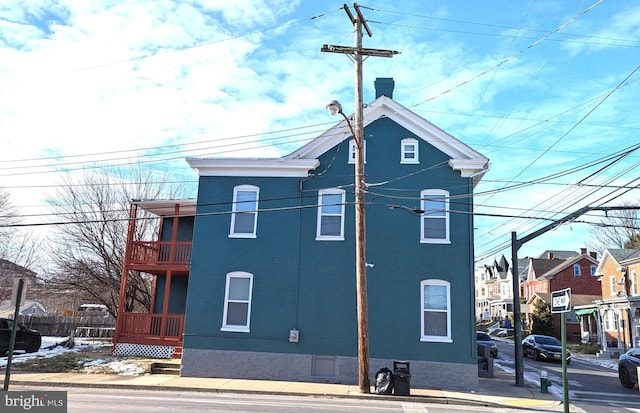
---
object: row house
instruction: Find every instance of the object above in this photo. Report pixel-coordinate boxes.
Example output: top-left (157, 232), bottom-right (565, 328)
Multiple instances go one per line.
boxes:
top-left (587, 249), bottom-right (640, 356)
top-left (521, 249), bottom-right (599, 340)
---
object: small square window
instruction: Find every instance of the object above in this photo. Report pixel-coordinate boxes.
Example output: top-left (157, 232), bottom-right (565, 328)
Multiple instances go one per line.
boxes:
top-left (401, 138), bottom-right (419, 164)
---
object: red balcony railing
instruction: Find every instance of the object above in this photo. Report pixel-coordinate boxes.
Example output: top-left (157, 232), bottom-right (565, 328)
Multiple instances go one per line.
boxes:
top-left (118, 313), bottom-right (184, 344)
top-left (128, 241), bottom-right (191, 266)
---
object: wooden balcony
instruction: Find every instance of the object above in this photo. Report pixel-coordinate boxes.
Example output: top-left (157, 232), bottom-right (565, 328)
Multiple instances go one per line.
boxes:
top-left (117, 313), bottom-right (184, 346)
top-left (127, 241), bottom-right (191, 272)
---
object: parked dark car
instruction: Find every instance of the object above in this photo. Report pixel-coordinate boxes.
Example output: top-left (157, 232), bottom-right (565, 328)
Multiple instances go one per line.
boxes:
top-left (522, 334), bottom-right (571, 364)
top-left (0, 318), bottom-right (41, 355)
top-left (619, 348), bottom-right (640, 389)
top-left (477, 331), bottom-right (498, 357)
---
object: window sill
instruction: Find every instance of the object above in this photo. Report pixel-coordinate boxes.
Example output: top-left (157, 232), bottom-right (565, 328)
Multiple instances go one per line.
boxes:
top-left (420, 239), bottom-right (451, 244)
top-left (316, 236), bottom-right (345, 241)
top-left (221, 327), bottom-right (250, 333)
top-left (420, 337), bottom-right (453, 343)
top-left (229, 234), bottom-right (257, 239)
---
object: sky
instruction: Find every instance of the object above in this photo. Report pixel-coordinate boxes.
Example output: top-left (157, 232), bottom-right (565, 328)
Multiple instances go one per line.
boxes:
top-left (1, 0), bottom-right (640, 266)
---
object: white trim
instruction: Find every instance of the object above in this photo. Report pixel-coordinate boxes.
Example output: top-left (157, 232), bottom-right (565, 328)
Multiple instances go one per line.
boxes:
top-left (316, 188), bottom-right (345, 241)
top-left (420, 279), bottom-right (452, 342)
top-left (221, 271), bottom-right (253, 332)
top-left (420, 189), bottom-right (450, 244)
top-left (287, 96), bottom-right (489, 184)
top-left (401, 138), bottom-right (419, 164)
top-left (573, 264), bottom-right (581, 276)
top-left (229, 185), bottom-right (259, 238)
top-left (187, 158), bottom-right (319, 178)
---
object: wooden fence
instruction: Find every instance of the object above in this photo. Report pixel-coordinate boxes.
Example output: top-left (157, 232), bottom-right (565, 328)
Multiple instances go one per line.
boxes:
top-left (16, 314), bottom-right (116, 337)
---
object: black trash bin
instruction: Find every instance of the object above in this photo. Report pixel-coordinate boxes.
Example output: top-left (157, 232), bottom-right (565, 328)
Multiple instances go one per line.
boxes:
top-left (393, 361), bottom-right (411, 396)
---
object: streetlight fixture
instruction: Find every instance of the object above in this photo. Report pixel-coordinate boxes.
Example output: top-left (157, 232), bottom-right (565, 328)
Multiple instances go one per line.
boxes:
top-left (326, 99), bottom-right (370, 393)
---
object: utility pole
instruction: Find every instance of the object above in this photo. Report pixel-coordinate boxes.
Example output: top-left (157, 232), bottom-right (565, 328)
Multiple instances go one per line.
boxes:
top-left (321, 3), bottom-right (398, 394)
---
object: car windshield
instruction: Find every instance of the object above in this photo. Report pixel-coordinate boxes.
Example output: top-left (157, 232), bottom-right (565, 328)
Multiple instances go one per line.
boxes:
top-left (535, 336), bottom-right (560, 345)
top-left (477, 332), bottom-right (492, 341)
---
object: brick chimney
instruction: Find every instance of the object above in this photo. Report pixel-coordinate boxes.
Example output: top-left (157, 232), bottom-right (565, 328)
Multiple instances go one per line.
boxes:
top-left (590, 251), bottom-right (597, 259)
top-left (375, 77), bottom-right (395, 99)
top-left (580, 248), bottom-right (587, 255)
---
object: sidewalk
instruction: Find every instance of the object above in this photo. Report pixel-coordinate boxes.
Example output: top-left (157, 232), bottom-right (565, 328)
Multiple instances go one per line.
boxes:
top-left (7, 366), bottom-right (576, 411)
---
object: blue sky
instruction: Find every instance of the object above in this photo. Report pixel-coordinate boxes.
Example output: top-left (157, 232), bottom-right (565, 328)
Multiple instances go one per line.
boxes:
top-left (1, 0), bottom-right (639, 264)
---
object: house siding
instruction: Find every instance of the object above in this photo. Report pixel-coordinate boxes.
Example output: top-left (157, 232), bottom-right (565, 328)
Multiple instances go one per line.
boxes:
top-left (181, 101), bottom-right (483, 389)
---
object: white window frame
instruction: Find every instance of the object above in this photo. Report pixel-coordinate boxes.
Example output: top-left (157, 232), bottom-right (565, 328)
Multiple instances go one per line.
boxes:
top-left (420, 189), bottom-right (450, 244)
top-left (610, 275), bottom-right (616, 296)
top-left (348, 139), bottom-right (366, 164)
top-left (604, 310), bottom-right (618, 332)
top-left (229, 185), bottom-right (259, 238)
top-left (316, 188), bottom-right (345, 241)
top-left (632, 270), bottom-right (639, 296)
top-left (401, 138), bottom-right (419, 164)
top-left (573, 264), bottom-right (581, 276)
top-left (221, 271), bottom-right (253, 332)
top-left (590, 265), bottom-right (597, 276)
top-left (420, 279), bottom-right (452, 342)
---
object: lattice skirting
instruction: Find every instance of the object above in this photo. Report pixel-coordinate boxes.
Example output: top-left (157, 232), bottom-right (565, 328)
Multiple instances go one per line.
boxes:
top-left (113, 343), bottom-right (175, 359)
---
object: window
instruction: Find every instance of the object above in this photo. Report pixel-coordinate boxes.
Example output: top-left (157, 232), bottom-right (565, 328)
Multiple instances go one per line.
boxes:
top-left (221, 272), bottom-right (253, 332)
top-left (401, 138), bottom-right (419, 164)
top-left (348, 139), bottom-right (366, 164)
top-left (604, 310), bottom-right (618, 332)
top-left (420, 190), bottom-right (450, 243)
top-left (632, 270), bottom-right (639, 296)
top-left (590, 265), bottom-right (596, 276)
top-left (573, 265), bottom-right (581, 276)
top-left (230, 185), bottom-right (259, 238)
top-left (316, 188), bottom-right (345, 240)
top-left (421, 279), bottom-right (451, 342)
top-left (610, 275), bottom-right (616, 296)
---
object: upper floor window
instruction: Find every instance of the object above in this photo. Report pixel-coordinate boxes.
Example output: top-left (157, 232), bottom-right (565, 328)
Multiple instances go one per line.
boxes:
top-left (610, 275), bottom-right (616, 296)
top-left (421, 279), bottom-right (451, 342)
top-left (221, 271), bottom-right (253, 332)
top-left (348, 139), bottom-right (366, 164)
top-left (632, 270), bottom-right (639, 296)
top-left (401, 138), bottom-right (419, 164)
top-left (316, 188), bottom-right (345, 240)
top-left (230, 185), bottom-right (259, 238)
top-left (590, 265), bottom-right (596, 276)
top-left (420, 190), bottom-right (450, 244)
top-left (573, 265), bottom-right (581, 276)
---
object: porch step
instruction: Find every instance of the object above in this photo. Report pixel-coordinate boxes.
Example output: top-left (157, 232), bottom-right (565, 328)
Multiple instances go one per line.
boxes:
top-left (172, 346), bottom-right (182, 359)
top-left (150, 361), bottom-right (180, 375)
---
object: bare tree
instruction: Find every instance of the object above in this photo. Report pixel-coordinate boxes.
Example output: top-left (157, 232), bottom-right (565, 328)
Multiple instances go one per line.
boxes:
top-left (588, 202), bottom-right (640, 253)
top-left (46, 165), bottom-right (190, 317)
top-left (0, 187), bottom-right (43, 302)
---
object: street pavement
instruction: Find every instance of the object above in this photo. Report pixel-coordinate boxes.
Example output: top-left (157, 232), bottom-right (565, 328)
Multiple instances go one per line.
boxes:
top-left (6, 361), bottom-right (582, 412)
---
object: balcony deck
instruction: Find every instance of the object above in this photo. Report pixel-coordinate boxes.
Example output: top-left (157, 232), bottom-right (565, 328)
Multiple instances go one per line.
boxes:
top-left (127, 241), bottom-right (191, 274)
top-left (116, 313), bottom-right (184, 347)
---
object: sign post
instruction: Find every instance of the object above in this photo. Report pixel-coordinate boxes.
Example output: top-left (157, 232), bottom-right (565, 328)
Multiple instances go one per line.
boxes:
top-left (551, 288), bottom-right (571, 413)
top-left (3, 278), bottom-right (25, 391)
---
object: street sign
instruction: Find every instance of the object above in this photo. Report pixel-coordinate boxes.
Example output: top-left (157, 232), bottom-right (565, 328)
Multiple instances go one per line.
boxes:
top-left (551, 288), bottom-right (571, 313)
top-left (10, 278), bottom-right (27, 308)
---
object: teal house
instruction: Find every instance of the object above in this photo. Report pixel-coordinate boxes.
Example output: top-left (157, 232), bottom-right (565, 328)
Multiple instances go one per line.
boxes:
top-left (178, 78), bottom-right (489, 389)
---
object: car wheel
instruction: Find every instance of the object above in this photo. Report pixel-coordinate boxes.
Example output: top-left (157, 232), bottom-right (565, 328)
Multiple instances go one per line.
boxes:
top-left (566, 358), bottom-right (570, 365)
top-left (620, 367), bottom-right (635, 389)
top-left (534, 350), bottom-right (541, 361)
top-left (25, 337), bottom-right (40, 353)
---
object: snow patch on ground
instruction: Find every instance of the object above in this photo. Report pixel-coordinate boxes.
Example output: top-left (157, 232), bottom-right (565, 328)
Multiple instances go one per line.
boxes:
top-left (1, 336), bottom-right (146, 376)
